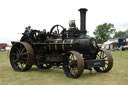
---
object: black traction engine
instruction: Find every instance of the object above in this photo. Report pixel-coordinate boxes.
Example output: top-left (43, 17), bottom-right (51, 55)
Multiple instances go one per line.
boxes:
top-left (9, 8), bottom-right (113, 78)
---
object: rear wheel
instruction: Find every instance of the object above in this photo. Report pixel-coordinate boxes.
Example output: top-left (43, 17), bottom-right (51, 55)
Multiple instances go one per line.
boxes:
top-left (94, 49), bottom-right (113, 72)
top-left (10, 42), bottom-right (34, 71)
top-left (63, 51), bottom-right (84, 78)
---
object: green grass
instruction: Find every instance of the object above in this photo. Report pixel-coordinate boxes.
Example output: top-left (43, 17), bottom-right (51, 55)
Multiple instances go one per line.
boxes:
top-left (0, 51), bottom-right (128, 85)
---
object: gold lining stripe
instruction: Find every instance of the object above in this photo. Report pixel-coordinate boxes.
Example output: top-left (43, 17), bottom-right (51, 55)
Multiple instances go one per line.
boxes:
top-left (62, 40), bottom-right (65, 51)
top-left (70, 39), bottom-right (73, 47)
top-left (55, 40), bottom-right (58, 50)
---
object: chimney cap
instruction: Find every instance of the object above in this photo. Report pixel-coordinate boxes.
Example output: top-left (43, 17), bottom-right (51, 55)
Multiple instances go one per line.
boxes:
top-left (79, 8), bottom-right (88, 11)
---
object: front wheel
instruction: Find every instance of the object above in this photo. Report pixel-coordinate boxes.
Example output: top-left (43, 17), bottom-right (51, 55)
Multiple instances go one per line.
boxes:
top-left (94, 49), bottom-right (113, 72)
top-left (63, 51), bottom-right (84, 78)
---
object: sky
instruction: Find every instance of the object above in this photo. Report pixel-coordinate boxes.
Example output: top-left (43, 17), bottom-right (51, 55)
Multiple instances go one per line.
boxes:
top-left (0, 0), bottom-right (128, 45)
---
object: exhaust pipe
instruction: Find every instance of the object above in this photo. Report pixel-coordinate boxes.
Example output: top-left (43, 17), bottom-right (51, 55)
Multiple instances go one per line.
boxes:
top-left (79, 8), bottom-right (88, 34)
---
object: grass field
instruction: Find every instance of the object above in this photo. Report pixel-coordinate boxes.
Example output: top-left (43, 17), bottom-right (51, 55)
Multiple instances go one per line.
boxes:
top-left (0, 51), bottom-right (128, 85)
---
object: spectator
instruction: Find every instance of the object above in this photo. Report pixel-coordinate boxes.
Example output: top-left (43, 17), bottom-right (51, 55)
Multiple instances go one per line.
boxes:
top-left (5, 46), bottom-right (11, 57)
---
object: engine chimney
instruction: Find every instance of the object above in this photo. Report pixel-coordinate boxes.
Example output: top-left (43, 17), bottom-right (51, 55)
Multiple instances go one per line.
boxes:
top-left (79, 8), bottom-right (88, 34)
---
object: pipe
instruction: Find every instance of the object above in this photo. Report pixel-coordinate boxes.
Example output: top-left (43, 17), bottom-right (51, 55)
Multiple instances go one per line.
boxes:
top-left (79, 8), bottom-right (88, 34)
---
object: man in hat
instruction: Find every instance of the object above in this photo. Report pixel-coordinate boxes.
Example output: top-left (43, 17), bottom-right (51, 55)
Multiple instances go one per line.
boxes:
top-left (24, 26), bottom-right (32, 35)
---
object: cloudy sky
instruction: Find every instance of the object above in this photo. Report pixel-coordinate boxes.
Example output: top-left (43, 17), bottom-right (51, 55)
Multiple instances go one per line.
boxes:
top-left (0, 0), bottom-right (128, 45)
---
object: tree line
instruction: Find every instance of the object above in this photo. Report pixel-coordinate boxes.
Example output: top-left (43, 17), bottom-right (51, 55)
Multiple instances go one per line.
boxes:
top-left (93, 23), bottom-right (128, 43)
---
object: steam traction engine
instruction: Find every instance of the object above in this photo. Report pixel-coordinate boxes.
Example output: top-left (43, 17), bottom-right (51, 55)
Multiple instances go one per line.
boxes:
top-left (10, 8), bottom-right (113, 78)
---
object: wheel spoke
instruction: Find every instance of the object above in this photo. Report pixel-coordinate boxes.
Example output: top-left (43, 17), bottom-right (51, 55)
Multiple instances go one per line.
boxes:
top-left (97, 54), bottom-right (100, 57)
top-left (97, 54), bottom-right (101, 59)
top-left (100, 51), bottom-right (102, 58)
top-left (15, 47), bottom-right (20, 53)
top-left (21, 63), bottom-right (24, 69)
top-left (105, 61), bottom-right (108, 65)
top-left (102, 67), bottom-right (105, 71)
top-left (21, 52), bottom-right (27, 56)
top-left (19, 45), bottom-right (23, 53)
top-left (100, 51), bottom-right (104, 59)
top-left (12, 53), bottom-right (18, 56)
top-left (103, 56), bottom-right (107, 59)
top-left (94, 49), bottom-right (113, 72)
top-left (21, 48), bottom-right (26, 53)
top-left (13, 59), bottom-right (19, 63)
top-left (16, 62), bottom-right (22, 68)
top-left (100, 67), bottom-right (104, 71)
top-left (102, 52), bottom-right (105, 58)
top-left (23, 56), bottom-right (27, 59)
top-left (105, 63), bottom-right (108, 68)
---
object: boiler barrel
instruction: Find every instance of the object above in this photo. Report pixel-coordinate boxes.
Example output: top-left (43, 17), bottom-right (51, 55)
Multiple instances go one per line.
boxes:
top-left (47, 38), bottom-right (97, 53)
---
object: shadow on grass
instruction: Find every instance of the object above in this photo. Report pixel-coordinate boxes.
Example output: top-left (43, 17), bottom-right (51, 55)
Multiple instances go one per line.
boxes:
top-left (29, 66), bottom-right (64, 74)
top-left (81, 71), bottom-right (103, 78)
top-left (28, 66), bottom-right (104, 79)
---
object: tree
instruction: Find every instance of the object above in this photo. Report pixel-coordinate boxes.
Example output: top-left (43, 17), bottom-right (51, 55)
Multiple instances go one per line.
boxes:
top-left (125, 29), bottom-right (128, 38)
top-left (114, 29), bottom-right (128, 38)
top-left (114, 31), bottom-right (126, 38)
top-left (93, 23), bottom-right (116, 43)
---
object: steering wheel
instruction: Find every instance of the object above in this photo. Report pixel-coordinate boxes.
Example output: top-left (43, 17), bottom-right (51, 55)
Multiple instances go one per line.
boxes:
top-left (50, 24), bottom-right (65, 34)
top-left (30, 30), bottom-right (41, 42)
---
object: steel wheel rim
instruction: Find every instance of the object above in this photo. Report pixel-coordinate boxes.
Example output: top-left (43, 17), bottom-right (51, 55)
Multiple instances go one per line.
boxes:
top-left (10, 42), bottom-right (33, 71)
top-left (94, 49), bottom-right (113, 72)
top-left (63, 51), bottom-right (84, 78)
